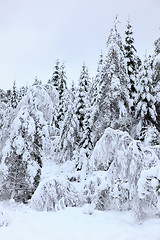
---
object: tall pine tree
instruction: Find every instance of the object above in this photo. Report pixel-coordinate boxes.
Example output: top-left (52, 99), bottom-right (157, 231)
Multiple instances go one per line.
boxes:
top-left (124, 19), bottom-right (141, 113)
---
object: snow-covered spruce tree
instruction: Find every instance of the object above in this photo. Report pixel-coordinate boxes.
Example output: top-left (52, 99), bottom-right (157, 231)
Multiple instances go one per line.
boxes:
top-left (0, 97), bottom-right (15, 158)
top-left (32, 76), bottom-right (42, 86)
top-left (0, 87), bottom-right (49, 203)
top-left (18, 85), bottom-right (28, 103)
top-left (93, 17), bottom-right (130, 141)
top-left (57, 99), bottom-right (79, 163)
top-left (70, 80), bottom-right (76, 102)
top-left (10, 81), bottom-right (18, 109)
top-left (0, 102), bottom-right (7, 157)
top-left (124, 19), bottom-right (141, 113)
top-left (50, 59), bottom-right (61, 90)
top-left (49, 60), bottom-right (61, 129)
top-left (90, 51), bottom-right (105, 146)
top-left (154, 36), bottom-right (160, 56)
top-left (153, 36), bottom-right (160, 132)
top-left (73, 64), bottom-right (93, 171)
top-left (56, 63), bottom-right (68, 126)
top-left (135, 56), bottom-right (158, 143)
top-left (58, 64), bottom-right (92, 174)
top-left (91, 51), bottom-right (104, 107)
top-left (75, 64), bottom-right (90, 132)
top-left (0, 108), bottom-right (39, 202)
top-left (49, 61), bottom-right (68, 129)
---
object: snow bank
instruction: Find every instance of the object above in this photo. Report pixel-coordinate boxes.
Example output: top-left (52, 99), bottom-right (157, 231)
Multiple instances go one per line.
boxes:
top-left (30, 177), bottom-right (81, 211)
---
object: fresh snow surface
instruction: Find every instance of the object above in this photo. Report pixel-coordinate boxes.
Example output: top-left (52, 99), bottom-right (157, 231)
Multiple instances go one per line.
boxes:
top-left (0, 203), bottom-right (160, 240)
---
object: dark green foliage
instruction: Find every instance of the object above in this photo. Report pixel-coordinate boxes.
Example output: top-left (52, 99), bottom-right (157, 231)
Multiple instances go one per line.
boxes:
top-left (11, 81), bottom-right (18, 108)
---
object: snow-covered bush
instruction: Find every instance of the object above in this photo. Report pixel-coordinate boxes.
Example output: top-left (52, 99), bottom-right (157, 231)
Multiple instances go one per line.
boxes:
top-left (137, 166), bottom-right (160, 217)
top-left (90, 128), bottom-right (132, 171)
top-left (30, 177), bottom-right (81, 211)
top-left (83, 174), bottom-right (130, 211)
top-left (90, 128), bottom-right (160, 215)
top-left (83, 172), bottom-right (107, 206)
top-left (0, 204), bottom-right (10, 227)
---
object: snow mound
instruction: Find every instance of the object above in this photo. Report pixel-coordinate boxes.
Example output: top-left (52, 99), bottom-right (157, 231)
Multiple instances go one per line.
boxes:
top-left (30, 177), bottom-right (81, 211)
top-left (137, 166), bottom-right (160, 217)
top-left (90, 128), bottom-right (160, 216)
top-left (0, 204), bottom-right (10, 227)
top-left (90, 128), bottom-right (132, 171)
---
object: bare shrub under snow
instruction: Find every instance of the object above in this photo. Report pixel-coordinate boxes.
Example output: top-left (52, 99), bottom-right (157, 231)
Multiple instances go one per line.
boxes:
top-left (30, 177), bottom-right (81, 211)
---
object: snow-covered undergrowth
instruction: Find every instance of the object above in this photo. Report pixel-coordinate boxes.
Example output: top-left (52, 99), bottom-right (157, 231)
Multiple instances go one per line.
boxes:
top-left (29, 128), bottom-right (160, 219)
top-left (31, 177), bottom-right (81, 211)
top-left (90, 128), bottom-right (160, 217)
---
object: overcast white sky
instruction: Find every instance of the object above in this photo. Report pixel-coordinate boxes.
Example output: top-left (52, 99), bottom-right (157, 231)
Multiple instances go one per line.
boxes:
top-left (0, 0), bottom-right (160, 90)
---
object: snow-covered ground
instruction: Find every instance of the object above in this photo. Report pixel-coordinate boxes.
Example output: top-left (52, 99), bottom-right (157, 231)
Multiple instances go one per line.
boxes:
top-left (1, 203), bottom-right (160, 240)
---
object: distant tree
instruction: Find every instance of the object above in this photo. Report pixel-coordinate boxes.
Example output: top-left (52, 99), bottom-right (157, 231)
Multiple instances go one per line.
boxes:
top-left (57, 63), bottom-right (67, 126)
top-left (50, 59), bottom-right (61, 90)
top-left (18, 85), bottom-right (28, 102)
top-left (154, 36), bottom-right (160, 55)
top-left (124, 19), bottom-right (141, 113)
top-left (10, 81), bottom-right (18, 108)
top-left (49, 61), bottom-right (68, 129)
top-left (33, 76), bottom-right (42, 86)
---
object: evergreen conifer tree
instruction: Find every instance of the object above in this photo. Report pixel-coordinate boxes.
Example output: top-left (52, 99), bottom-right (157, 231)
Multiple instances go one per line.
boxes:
top-left (50, 59), bottom-right (61, 90)
top-left (50, 61), bottom-right (67, 129)
top-left (75, 64), bottom-right (91, 138)
top-left (93, 17), bottom-right (130, 142)
top-left (135, 56), bottom-right (157, 141)
top-left (11, 81), bottom-right (18, 108)
top-left (1, 108), bottom-right (43, 202)
top-left (124, 19), bottom-right (140, 113)
top-left (57, 63), bottom-right (67, 126)
top-left (153, 36), bottom-right (160, 132)
top-left (33, 76), bottom-right (42, 86)
top-left (74, 64), bottom-right (92, 170)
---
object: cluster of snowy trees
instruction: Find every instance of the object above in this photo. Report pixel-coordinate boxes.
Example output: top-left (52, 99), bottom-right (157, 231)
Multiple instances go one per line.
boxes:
top-left (0, 18), bottom-right (160, 219)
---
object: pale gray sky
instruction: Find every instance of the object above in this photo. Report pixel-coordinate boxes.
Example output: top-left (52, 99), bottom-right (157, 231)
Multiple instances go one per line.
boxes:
top-left (0, 0), bottom-right (160, 90)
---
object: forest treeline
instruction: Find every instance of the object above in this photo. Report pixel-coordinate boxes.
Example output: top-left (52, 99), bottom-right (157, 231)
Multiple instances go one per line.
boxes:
top-left (0, 18), bottom-right (160, 219)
